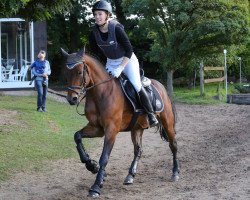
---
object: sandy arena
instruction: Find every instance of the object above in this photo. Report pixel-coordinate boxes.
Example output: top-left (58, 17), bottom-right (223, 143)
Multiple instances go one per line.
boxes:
top-left (0, 103), bottom-right (249, 200)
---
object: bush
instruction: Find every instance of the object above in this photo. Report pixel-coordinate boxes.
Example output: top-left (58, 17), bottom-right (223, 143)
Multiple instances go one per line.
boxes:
top-left (235, 84), bottom-right (250, 93)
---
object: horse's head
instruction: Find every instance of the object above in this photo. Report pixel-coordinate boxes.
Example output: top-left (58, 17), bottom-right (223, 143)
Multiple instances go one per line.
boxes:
top-left (61, 48), bottom-right (91, 105)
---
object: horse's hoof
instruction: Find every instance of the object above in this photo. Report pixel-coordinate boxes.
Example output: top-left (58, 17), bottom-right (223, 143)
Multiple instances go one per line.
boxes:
top-left (89, 184), bottom-right (101, 198)
top-left (86, 160), bottom-right (99, 174)
top-left (123, 174), bottom-right (134, 185)
top-left (171, 173), bottom-right (180, 182)
top-left (88, 191), bottom-right (100, 198)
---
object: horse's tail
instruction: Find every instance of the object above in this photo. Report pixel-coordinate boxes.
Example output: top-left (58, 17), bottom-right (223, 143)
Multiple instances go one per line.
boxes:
top-left (159, 123), bottom-right (169, 142)
top-left (158, 103), bottom-right (177, 142)
top-left (156, 81), bottom-right (177, 142)
top-left (169, 93), bottom-right (177, 128)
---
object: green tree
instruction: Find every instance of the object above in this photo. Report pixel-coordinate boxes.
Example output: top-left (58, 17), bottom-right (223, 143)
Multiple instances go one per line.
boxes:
top-left (122, 0), bottom-right (250, 96)
top-left (113, 0), bottom-right (126, 24)
top-left (47, 0), bottom-right (96, 82)
top-left (0, 0), bottom-right (71, 20)
top-left (239, 0), bottom-right (250, 80)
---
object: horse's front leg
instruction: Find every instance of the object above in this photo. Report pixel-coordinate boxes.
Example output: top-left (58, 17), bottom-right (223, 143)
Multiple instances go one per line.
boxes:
top-left (124, 129), bottom-right (144, 185)
top-left (88, 131), bottom-right (117, 198)
top-left (74, 124), bottom-right (104, 174)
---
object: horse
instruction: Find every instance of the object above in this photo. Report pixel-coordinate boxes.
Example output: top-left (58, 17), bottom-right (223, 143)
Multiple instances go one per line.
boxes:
top-left (61, 48), bottom-right (180, 198)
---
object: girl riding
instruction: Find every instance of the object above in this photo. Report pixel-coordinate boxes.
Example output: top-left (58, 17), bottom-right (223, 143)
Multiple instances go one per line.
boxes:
top-left (89, 0), bottom-right (158, 127)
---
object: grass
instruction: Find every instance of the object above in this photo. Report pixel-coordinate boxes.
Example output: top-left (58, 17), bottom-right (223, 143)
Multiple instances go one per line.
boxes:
top-left (173, 82), bottom-right (236, 104)
top-left (0, 94), bottom-right (91, 182)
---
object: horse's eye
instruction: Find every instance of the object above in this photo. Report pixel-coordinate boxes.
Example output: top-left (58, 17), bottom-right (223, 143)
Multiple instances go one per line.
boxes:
top-left (78, 71), bottom-right (82, 75)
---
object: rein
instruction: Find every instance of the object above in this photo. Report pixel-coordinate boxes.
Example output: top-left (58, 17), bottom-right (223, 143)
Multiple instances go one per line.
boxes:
top-left (67, 61), bottom-right (114, 116)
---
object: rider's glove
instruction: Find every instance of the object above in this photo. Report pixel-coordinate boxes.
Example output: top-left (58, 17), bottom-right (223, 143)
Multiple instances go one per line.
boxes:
top-left (112, 65), bottom-right (124, 78)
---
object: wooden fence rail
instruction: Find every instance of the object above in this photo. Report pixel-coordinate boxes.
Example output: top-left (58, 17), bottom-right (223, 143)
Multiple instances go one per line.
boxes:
top-left (204, 77), bottom-right (225, 84)
top-left (204, 67), bottom-right (224, 71)
top-left (200, 62), bottom-right (225, 96)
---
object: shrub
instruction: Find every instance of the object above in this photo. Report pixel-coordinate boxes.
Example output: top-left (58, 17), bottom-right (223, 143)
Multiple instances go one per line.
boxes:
top-left (235, 84), bottom-right (250, 93)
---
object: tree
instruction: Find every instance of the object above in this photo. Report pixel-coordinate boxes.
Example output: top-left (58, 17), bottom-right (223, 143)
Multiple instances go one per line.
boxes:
top-left (47, 0), bottom-right (96, 82)
top-left (122, 0), bottom-right (250, 97)
top-left (113, 0), bottom-right (126, 24)
top-left (238, 0), bottom-right (250, 81)
top-left (0, 0), bottom-right (71, 20)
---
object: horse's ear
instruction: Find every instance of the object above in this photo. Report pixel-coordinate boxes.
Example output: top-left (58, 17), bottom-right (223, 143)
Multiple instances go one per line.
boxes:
top-left (61, 48), bottom-right (69, 57)
top-left (76, 47), bottom-right (85, 58)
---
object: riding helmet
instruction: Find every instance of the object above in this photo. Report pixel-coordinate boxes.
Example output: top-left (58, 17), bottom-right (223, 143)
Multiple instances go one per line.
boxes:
top-left (92, 0), bottom-right (112, 14)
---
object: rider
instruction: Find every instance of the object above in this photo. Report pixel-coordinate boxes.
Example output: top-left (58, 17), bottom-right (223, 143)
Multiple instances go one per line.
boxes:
top-left (89, 0), bottom-right (158, 127)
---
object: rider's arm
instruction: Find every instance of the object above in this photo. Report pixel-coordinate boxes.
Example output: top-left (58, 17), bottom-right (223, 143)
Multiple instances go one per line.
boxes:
top-left (115, 25), bottom-right (133, 68)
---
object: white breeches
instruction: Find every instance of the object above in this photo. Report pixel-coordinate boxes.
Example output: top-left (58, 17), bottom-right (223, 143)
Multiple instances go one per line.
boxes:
top-left (106, 53), bottom-right (142, 92)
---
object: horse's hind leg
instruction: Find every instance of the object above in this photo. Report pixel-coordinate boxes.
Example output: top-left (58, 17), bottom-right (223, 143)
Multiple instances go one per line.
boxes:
top-left (124, 129), bottom-right (144, 185)
top-left (160, 111), bottom-right (180, 181)
top-left (162, 126), bottom-right (180, 181)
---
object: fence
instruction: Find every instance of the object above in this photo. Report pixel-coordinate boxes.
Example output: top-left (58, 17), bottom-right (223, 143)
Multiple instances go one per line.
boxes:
top-left (200, 62), bottom-right (225, 96)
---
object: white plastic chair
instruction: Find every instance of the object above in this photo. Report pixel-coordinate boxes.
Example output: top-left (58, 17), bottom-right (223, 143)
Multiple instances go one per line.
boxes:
top-left (1, 66), bottom-right (6, 81)
top-left (2, 66), bottom-right (14, 81)
top-left (7, 65), bottom-right (29, 82)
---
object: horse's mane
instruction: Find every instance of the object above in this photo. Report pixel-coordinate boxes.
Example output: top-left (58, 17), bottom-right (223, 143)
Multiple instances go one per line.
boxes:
top-left (85, 52), bottom-right (106, 66)
top-left (84, 52), bottom-right (110, 74)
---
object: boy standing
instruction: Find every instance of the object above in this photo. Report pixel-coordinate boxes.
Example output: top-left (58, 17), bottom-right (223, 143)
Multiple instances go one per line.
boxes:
top-left (30, 50), bottom-right (51, 112)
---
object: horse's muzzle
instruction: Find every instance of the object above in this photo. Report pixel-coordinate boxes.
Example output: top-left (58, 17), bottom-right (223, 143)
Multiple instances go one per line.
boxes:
top-left (67, 94), bottom-right (78, 105)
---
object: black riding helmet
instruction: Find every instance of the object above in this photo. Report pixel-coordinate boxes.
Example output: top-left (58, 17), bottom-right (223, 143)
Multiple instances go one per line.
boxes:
top-left (92, 0), bottom-right (112, 15)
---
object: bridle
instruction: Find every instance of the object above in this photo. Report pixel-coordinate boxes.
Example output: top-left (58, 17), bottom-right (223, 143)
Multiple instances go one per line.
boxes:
top-left (66, 60), bottom-right (114, 115)
top-left (67, 61), bottom-right (89, 99)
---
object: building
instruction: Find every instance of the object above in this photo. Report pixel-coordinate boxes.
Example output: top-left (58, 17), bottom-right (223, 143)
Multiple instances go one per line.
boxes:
top-left (0, 18), bottom-right (47, 89)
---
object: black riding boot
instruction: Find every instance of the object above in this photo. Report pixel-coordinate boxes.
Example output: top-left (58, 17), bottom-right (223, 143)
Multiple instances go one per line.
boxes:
top-left (138, 87), bottom-right (158, 127)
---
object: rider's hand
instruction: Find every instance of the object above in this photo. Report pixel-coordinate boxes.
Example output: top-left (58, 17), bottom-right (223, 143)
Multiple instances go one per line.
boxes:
top-left (112, 65), bottom-right (124, 78)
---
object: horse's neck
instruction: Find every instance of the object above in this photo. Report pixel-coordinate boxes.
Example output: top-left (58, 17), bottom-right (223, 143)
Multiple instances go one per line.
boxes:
top-left (85, 55), bottom-right (108, 81)
top-left (84, 55), bottom-right (125, 113)
top-left (85, 55), bottom-right (115, 95)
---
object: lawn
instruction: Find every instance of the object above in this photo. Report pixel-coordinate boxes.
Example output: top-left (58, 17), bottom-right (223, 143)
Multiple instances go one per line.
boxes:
top-left (173, 82), bottom-right (236, 104)
top-left (0, 95), bottom-right (90, 182)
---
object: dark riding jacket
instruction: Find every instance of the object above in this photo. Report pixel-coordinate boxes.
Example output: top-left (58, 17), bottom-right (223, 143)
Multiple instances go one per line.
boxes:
top-left (89, 20), bottom-right (133, 60)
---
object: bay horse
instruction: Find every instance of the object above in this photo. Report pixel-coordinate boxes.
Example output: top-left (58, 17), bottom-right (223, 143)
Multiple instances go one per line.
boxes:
top-left (61, 48), bottom-right (180, 198)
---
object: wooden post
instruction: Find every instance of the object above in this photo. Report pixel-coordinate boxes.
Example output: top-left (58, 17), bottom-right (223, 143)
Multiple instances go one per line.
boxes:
top-left (0, 22), bottom-right (2, 82)
top-left (200, 61), bottom-right (205, 96)
top-left (223, 49), bottom-right (227, 98)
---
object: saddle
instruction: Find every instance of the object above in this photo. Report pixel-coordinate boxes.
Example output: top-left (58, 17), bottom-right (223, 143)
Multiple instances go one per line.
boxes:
top-left (118, 71), bottom-right (164, 130)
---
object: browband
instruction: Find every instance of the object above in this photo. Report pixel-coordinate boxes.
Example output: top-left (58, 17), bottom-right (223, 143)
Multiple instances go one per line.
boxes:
top-left (66, 61), bottom-right (83, 69)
